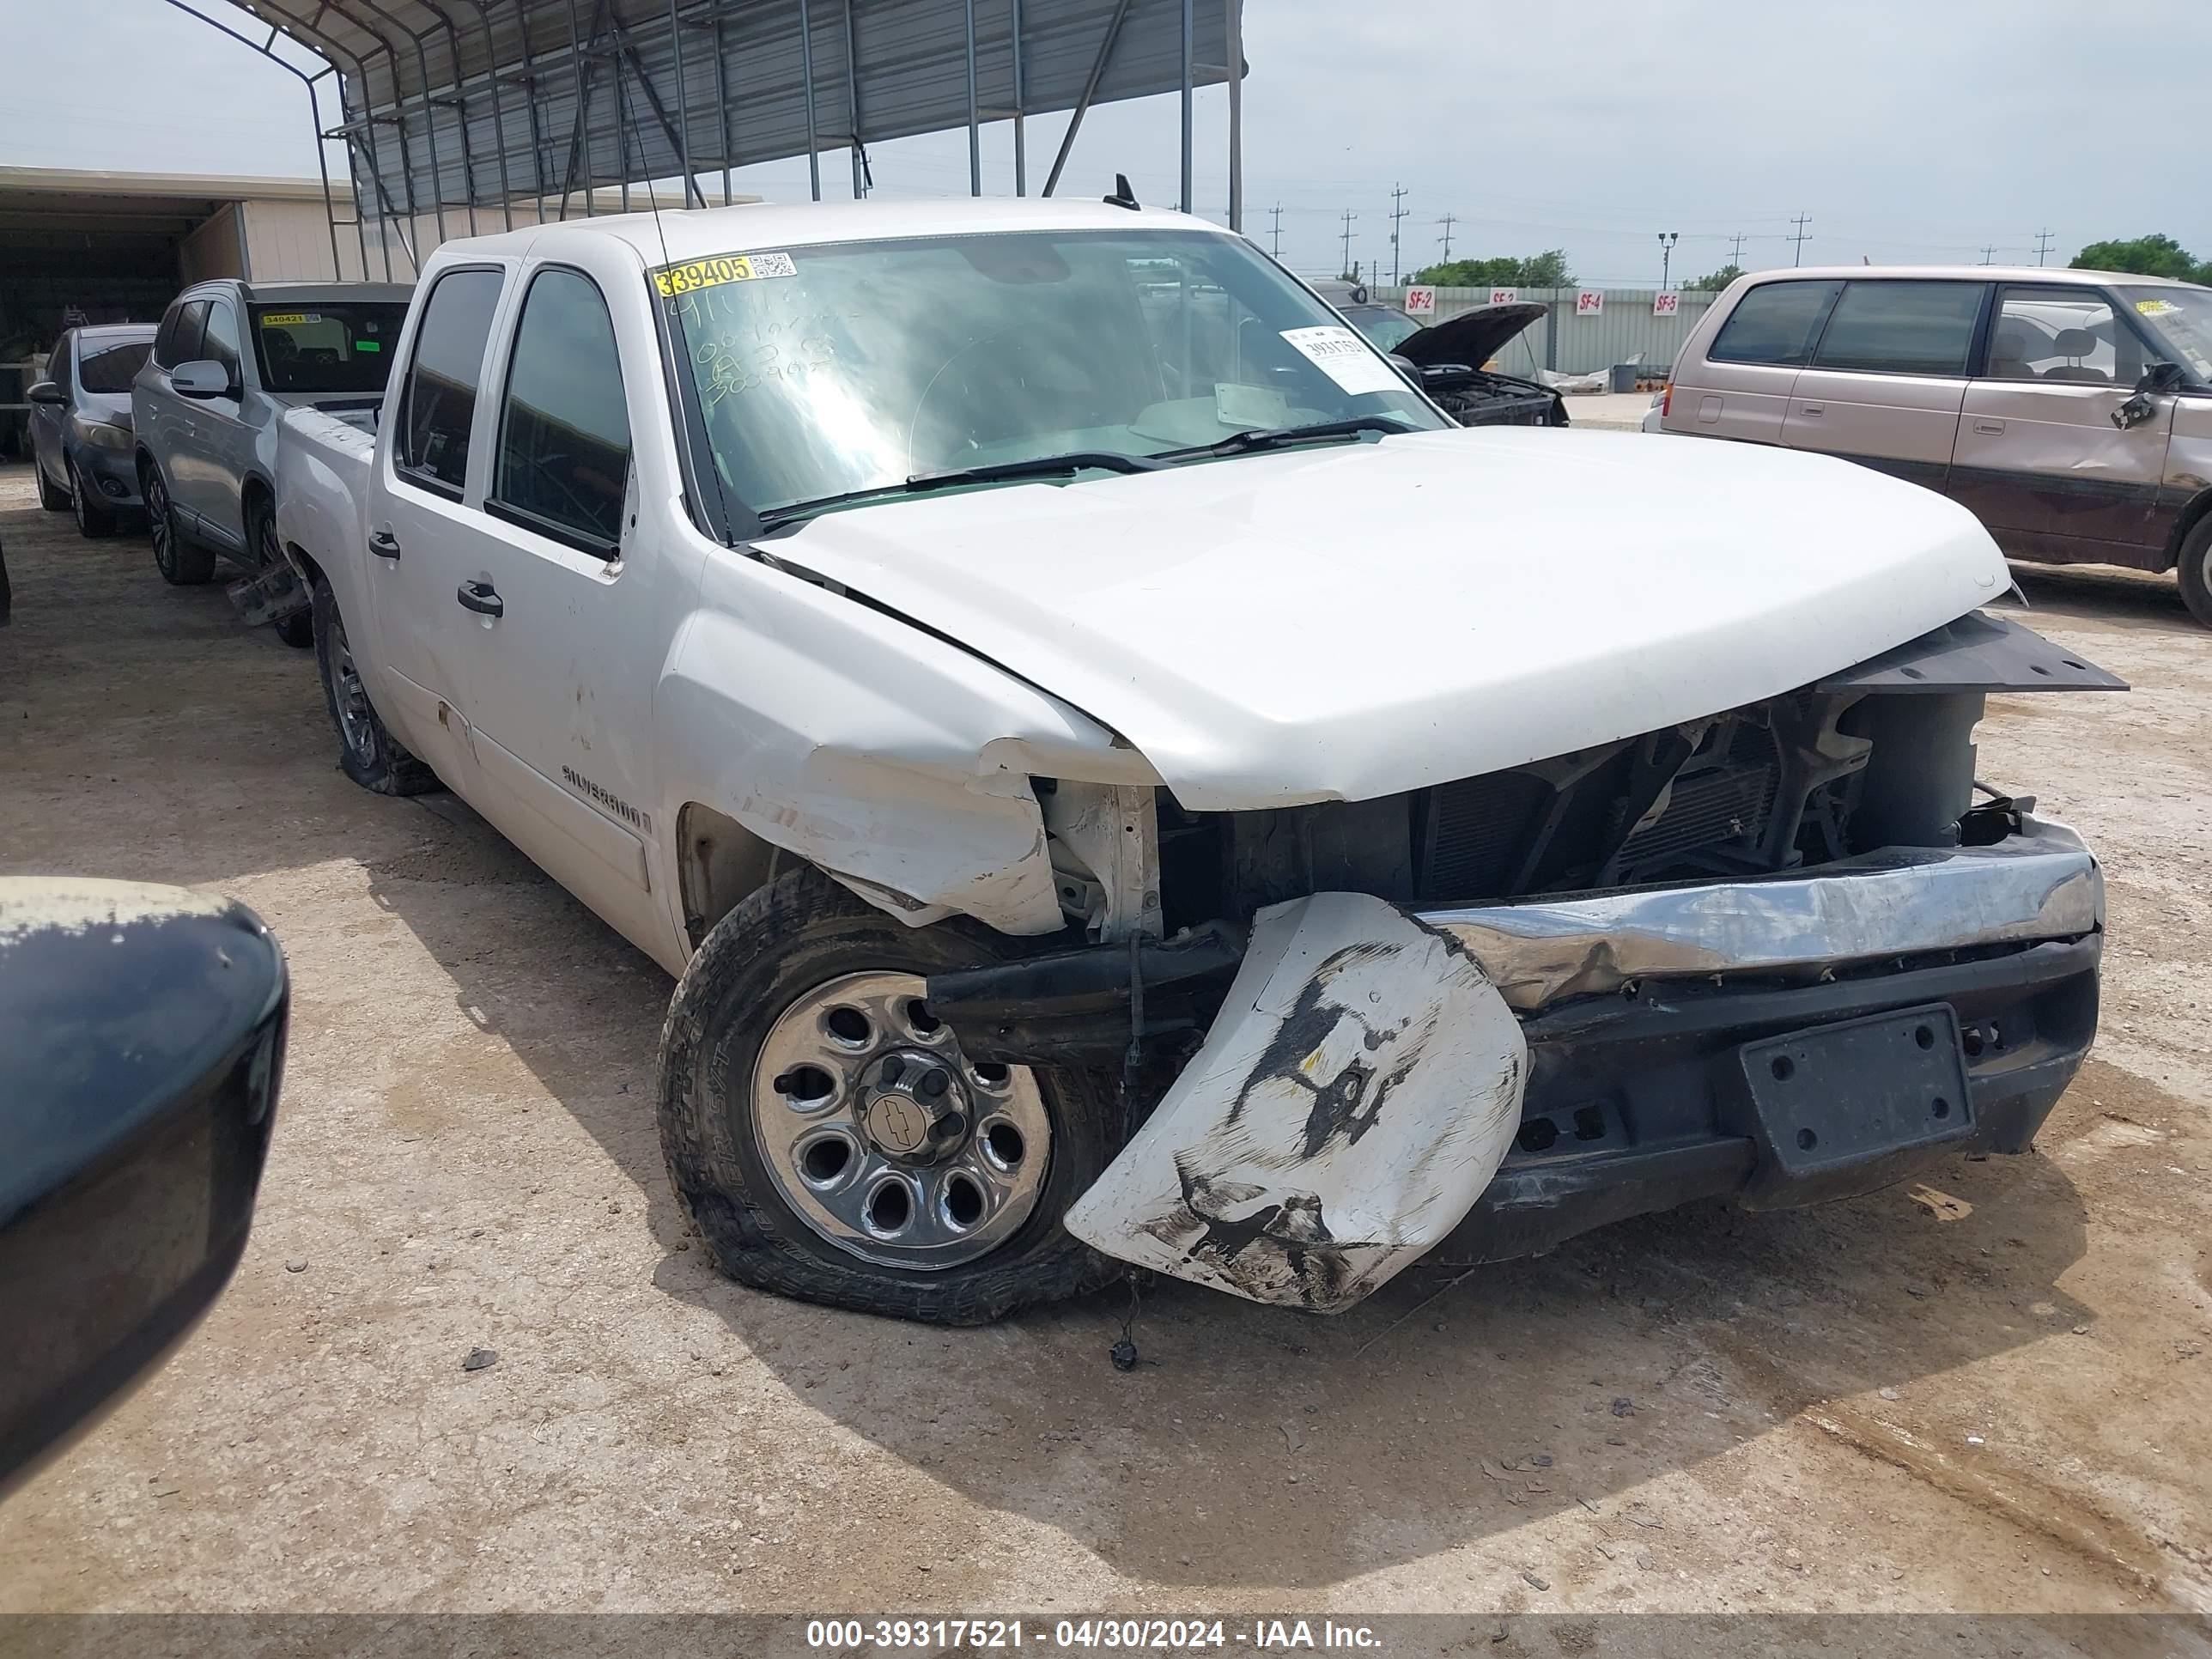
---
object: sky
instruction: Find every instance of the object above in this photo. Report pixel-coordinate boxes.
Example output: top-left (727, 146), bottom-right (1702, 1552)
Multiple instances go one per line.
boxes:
top-left (6, 0), bottom-right (2211, 288)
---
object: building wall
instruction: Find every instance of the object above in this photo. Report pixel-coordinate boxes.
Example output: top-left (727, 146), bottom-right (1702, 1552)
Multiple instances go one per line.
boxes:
top-left (179, 203), bottom-right (246, 285)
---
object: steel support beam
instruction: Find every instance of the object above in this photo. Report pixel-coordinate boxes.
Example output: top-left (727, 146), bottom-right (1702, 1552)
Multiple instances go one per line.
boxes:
top-left (1010, 0), bottom-right (1026, 195)
top-left (1224, 0), bottom-right (1242, 231)
top-left (1042, 0), bottom-right (1131, 197)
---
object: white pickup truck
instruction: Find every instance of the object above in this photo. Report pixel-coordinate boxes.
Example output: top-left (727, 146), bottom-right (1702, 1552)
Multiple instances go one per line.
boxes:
top-left (276, 197), bottom-right (2118, 1325)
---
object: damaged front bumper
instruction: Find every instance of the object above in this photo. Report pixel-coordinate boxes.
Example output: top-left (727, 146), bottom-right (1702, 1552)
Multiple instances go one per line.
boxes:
top-left (1051, 818), bottom-right (2102, 1310)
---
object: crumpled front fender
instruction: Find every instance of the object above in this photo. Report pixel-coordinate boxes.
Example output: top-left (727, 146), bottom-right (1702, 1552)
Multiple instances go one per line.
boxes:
top-left (1064, 892), bottom-right (1528, 1312)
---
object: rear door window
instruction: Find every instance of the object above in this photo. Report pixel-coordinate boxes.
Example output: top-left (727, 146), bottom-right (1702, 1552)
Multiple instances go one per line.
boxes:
top-left (1812, 281), bottom-right (1986, 376)
top-left (490, 268), bottom-right (632, 554)
top-left (397, 267), bottom-right (506, 496)
top-left (1707, 281), bottom-right (1841, 366)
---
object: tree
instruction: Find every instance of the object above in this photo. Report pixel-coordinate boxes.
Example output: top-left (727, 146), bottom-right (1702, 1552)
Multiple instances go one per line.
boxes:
top-left (1684, 263), bottom-right (1744, 291)
top-left (1409, 250), bottom-right (1576, 289)
top-left (2070, 234), bottom-right (2209, 283)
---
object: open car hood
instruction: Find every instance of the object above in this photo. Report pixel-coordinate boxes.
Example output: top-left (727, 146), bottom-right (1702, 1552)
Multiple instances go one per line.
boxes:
top-left (775, 428), bottom-right (2013, 811)
top-left (1393, 301), bottom-right (1548, 369)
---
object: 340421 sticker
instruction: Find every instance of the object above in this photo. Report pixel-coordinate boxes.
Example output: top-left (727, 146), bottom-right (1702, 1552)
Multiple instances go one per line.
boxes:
top-left (650, 250), bottom-right (797, 297)
top-left (258, 313), bottom-right (319, 326)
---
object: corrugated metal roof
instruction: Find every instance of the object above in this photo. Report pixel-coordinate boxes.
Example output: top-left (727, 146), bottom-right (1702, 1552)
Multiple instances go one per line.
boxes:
top-left (213, 1), bottom-right (1234, 224)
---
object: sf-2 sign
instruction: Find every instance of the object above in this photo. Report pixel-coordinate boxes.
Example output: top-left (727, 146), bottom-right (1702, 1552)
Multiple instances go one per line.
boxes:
top-left (1487, 287), bottom-right (1519, 307)
top-left (1652, 291), bottom-right (1681, 317)
top-left (1575, 289), bottom-right (1604, 316)
top-left (1403, 286), bottom-right (1437, 317)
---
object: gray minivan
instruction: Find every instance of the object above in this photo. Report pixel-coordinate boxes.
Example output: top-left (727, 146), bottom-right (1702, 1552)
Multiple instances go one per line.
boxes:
top-left (1660, 265), bottom-right (2212, 626)
top-left (133, 279), bottom-right (410, 641)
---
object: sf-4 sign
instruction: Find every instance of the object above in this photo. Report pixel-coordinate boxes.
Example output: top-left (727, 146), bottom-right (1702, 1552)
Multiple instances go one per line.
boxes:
top-left (1576, 289), bottom-right (1604, 316)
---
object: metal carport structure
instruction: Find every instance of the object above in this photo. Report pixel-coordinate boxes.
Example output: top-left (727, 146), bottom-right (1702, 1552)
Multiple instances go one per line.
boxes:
top-left (165, 0), bottom-right (1247, 283)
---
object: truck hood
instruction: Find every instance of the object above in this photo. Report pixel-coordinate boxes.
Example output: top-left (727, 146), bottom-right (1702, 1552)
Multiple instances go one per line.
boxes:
top-left (776, 427), bottom-right (2012, 810)
top-left (1392, 301), bottom-right (1548, 369)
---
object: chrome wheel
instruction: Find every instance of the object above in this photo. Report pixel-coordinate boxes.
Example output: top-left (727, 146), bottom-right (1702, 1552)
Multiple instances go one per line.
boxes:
top-left (750, 971), bottom-right (1051, 1270)
top-left (327, 608), bottom-right (375, 761)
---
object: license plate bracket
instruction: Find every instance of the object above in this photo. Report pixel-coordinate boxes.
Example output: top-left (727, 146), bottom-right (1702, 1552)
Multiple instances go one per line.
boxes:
top-left (1732, 1004), bottom-right (1975, 1205)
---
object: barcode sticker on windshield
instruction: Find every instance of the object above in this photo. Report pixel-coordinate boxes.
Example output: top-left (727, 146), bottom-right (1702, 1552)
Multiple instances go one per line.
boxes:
top-left (2136, 298), bottom-right (2179, 316)
top-left (1279, 325), bottom-right (1405, 396)
top-left (651, 251), bottom-right (797, 297)
top-left (260, 313), bottom-right (319, 326)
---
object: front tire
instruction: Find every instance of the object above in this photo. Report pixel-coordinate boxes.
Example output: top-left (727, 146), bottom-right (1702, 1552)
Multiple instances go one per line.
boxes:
top-left (2179, 517), bottom-right (2212, 629)
top-left (311, 574), bottom-right (437, 796)
top-left (659, 870), bottom-right (1123, 1324)
top-left (70, 460), bottom-right (119, 538)
top-left (144, 462), bottom-right (215, 585)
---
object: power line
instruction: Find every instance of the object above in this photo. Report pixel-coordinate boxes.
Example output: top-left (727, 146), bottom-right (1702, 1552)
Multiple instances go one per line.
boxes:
top-left (2033, 228), bottom-right (2056, 266)
top-left (1389, 183), bottom-right (1409, 286)
top-left (1788, 212), bottom-right (1813, 266)
top-left (1339, 209), bottom-right (1357, 280)
top-left (1437, 211), bottom-right (1457, 262)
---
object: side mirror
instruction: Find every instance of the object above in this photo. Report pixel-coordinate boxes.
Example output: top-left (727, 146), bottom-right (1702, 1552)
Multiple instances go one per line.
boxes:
top-left (2137, 360), bottom-right (2187, 394)
top-left (171, 360), bottom-right (236, 400)
top-left (0, 878), bottom-right (285, 1499)
top-left (26, 380), bottom-right (66, 407)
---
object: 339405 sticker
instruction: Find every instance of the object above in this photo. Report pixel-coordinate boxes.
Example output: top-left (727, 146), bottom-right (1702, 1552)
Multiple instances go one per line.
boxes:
top-left (650, 250), bottom-right (797, 296)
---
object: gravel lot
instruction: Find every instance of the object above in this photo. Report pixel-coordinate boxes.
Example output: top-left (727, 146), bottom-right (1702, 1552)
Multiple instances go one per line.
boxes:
top-left (0, 460), bottom-right (2206, 1621)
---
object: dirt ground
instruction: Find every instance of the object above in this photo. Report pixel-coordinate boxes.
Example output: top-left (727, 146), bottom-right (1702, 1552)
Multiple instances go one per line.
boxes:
top-left (0, 459), bottom-right (2207, 1622)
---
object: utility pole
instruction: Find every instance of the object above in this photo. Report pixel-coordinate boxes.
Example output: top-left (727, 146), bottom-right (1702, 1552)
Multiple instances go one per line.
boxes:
top-left (1657, 230), bottom-right (1679, 289)
top-left (1268, 203), bottom-right (1284, 259)
top-left (1437, 212), bottom-right (1457, 262)
top-left (1788, 213), bottom-right (1813, 265)
top-left (1728, 231), bottom-right (1748, 268)
top-left (1339, 210), bottom-right (1357, 281)
top-left (1978, 244), bottom-right (1997, 265)
top-left (2033, 228), bottom-right (2055, 266)
top-left (1389, 183), bottom-right (1409, 286)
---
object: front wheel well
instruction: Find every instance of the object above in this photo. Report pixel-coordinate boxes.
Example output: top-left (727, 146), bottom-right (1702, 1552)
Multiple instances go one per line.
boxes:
top-left (677, 803), bottom-right (780, 951)
top-left (2165, 488), bottom-right (2212, 573)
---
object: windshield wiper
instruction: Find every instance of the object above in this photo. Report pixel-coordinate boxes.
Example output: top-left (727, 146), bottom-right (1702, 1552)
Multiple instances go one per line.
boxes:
top-left (759, 451), bottom-right (1164, 528)
top-left (1152, 415), bottom-right (1415, 463)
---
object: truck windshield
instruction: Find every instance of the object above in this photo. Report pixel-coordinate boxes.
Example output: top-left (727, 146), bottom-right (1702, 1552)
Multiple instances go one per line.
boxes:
top-left (251, 303), bottom-right (409, 394)
top-left (656, 228), bottom-right (1447, 521)
top-left (2120, 286), bottom-right (2212, 384)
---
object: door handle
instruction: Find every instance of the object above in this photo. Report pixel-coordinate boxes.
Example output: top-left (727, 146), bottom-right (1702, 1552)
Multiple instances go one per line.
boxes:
top-left (456, 579), bottom-right (503, 618)
top-left (368, 528), bottom-right (402, 559)
top-left (1973, 418), bottom-right (2005, 434)
top-left (1800, 402), bottom-right (1824, 416)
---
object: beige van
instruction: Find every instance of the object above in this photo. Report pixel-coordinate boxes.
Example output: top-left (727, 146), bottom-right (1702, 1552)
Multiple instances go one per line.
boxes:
top-left (1661, 265), bottom-right (2212, 625)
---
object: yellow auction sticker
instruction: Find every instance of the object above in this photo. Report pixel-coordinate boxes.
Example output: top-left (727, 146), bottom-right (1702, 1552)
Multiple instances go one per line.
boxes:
top-left (650, 250), bottom-right (798, 297)
top-left (2136, 298), bottom-right (2180, 316)
top-left (259, 312), bottom-right (318, 325)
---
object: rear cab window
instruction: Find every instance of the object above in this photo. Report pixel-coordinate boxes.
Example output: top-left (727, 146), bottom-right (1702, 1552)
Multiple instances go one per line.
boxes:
top-left (396, 268), bottom-right (507, 498)
top-left (1812, 281), bottom-right (1985, 376)
top-left (1707, 281), bottom-right (1842, 366)
top-left (253, 303), bottom-right (408, 393)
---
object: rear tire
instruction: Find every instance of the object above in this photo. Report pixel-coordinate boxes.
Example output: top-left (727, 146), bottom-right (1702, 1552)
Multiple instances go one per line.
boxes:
top-left (249, 500), bottom-right (313, 647)
top-left (311, 574), bottom-right (437, 796)
top-left (658, 869), bottom-right (1124, 1324)
top-left (144, 462), bottom-right (215, 586)
top-left (36, 461), bottom-right (68, 512)
top-left (70, 460), bottom-right (118, 538)
top-left (2179, 517), bottom-right (2212, 629)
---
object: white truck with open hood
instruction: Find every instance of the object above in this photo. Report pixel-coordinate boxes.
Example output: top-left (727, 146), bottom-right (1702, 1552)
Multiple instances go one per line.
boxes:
top-left (275, 197), bottom-right (2120, 1322)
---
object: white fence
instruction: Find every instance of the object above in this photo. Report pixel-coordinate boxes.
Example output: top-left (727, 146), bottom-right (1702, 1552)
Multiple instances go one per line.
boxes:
top-left (1371, 284), bottom-right (1722, 378)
